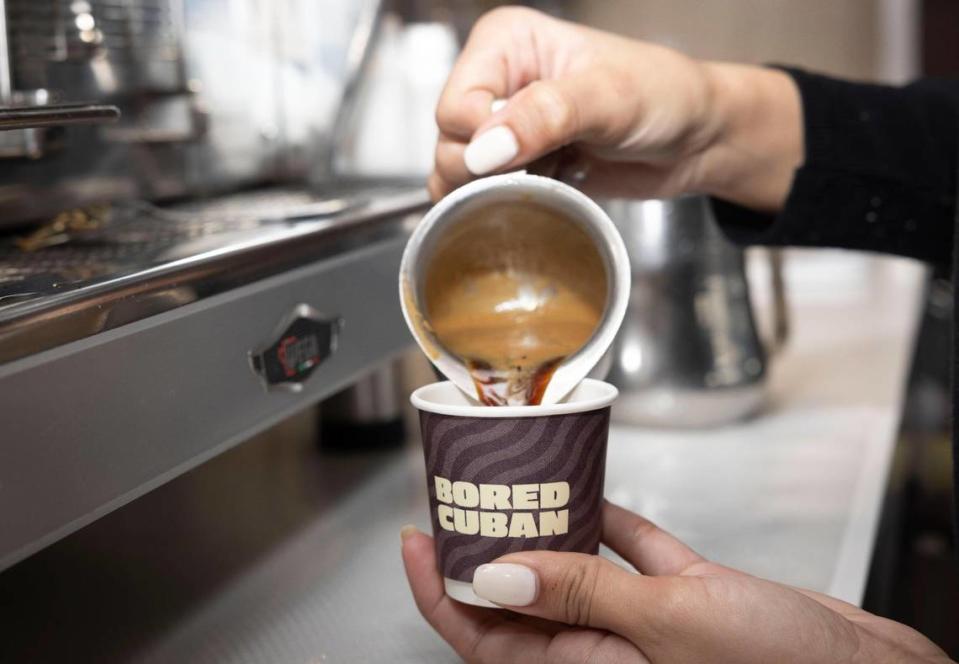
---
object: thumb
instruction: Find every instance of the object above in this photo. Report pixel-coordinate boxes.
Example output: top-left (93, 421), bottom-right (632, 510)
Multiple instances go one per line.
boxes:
top-left (472, 551), bottom-right (665, 637)
top-left (463, 77), bottom-right (600, 176)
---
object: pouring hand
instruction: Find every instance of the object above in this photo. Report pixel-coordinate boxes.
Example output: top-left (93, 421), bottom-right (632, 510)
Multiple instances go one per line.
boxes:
top-left (402, 500), bottom-right (951, 664)
top-left (431, 7), bottom-right (802, 212)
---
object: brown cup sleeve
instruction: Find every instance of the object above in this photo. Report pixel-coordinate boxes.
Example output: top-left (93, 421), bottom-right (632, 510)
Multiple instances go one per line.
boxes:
top-left (419, 407), bottom-right (610, 582)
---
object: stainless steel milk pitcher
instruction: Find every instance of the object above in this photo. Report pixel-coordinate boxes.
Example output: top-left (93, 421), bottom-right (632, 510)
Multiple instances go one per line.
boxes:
top-left (604, 195), bottom-right (788, 427)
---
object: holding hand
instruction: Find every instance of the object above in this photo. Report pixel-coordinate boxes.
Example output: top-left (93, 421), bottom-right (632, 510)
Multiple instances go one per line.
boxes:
top-left (431, 7), bottom-right (803, 211)
top-left (402, 501), bottom-right (950, 664)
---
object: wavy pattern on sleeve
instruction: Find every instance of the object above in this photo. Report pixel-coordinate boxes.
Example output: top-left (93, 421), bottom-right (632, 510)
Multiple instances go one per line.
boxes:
top-left (419, 408), bottom-right (610, 582)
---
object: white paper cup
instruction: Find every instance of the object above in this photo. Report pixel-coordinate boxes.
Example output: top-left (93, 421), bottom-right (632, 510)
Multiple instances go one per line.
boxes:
top-left (400, 173), bottom-right (631, 406)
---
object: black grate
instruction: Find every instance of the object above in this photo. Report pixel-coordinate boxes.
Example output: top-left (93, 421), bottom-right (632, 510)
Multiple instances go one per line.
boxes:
top-left (0, 187), bottom-right (365, 309)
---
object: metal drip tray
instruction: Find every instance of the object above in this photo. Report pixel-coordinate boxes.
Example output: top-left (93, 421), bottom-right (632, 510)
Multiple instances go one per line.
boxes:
top-left (0, 183), bottom-right (428, 363)
top-left (0, 182), bottom-right (428, 572)
top-left (0, 187), bottom-right (384, 308)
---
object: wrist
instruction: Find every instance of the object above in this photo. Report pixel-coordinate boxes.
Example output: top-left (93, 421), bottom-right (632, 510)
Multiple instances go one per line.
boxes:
top-left (695, 62), bottom-right (803, 211)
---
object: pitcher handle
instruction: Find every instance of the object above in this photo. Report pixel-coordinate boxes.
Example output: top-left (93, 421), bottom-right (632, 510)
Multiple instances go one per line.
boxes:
top-left (766, 248), bottom-right (790, 355)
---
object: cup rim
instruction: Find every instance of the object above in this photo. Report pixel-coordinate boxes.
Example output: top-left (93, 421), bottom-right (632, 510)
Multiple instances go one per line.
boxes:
top-left (410, 378), bottom-right (618, 418)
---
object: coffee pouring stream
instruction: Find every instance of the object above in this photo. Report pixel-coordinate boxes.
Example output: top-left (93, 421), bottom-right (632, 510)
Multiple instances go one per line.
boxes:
top-left (400, 173), bottom-right (631, 406)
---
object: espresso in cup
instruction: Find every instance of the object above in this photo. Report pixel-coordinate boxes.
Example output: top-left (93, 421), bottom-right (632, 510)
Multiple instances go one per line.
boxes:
top-left (400, 173), bottom-right (631, 407)
top-left (423, 200), bottom-right (607, 405)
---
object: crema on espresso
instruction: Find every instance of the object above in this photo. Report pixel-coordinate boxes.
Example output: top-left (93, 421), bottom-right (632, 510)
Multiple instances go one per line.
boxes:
top-left (423, 201), bottom-right (607, 405)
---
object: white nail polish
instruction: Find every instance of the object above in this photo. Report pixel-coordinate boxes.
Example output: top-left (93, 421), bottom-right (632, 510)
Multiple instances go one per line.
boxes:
top-left (463, 126), bottom-right (519, 175)
top-left (490, 98), bottom-right (508, 113)
top-left (472, 563), bottom-right (537, 606)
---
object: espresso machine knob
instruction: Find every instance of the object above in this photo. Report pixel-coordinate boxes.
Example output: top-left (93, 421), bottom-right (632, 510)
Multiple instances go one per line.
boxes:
top-left (249, 304), bottom-right (343, 392)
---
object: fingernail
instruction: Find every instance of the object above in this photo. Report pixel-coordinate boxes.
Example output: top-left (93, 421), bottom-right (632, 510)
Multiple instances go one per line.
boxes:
top-left (490, 98), bottom-right (508, 113)
top-left (472, 563), bottom-right (538, 606)
top-left (400, 524), bottom-right (419, 543)
top-left (464, 126), bottom-right (519, 175)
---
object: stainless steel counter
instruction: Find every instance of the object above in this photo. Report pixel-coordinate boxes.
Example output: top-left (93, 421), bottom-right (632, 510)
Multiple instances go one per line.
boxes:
top-left (0, 249), bottom-right (926, 662)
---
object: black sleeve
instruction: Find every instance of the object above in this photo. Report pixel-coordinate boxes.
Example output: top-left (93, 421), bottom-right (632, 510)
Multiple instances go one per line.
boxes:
top-left (711, 68), bottom-right (959, 267)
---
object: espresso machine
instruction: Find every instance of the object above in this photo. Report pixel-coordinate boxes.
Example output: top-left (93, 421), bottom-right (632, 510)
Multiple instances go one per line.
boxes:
top-left (0, 0), bottom-right (390, 219)
top-left (0, 0), bottom-right (430, 572)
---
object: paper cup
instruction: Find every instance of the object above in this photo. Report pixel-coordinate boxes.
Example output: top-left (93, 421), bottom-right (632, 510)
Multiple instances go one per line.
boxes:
top-left (411, 379), bottom-right (617, 607)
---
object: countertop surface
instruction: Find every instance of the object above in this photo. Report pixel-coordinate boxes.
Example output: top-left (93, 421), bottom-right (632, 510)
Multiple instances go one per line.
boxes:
top-left (0, 249), bottom-right (927, 663)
